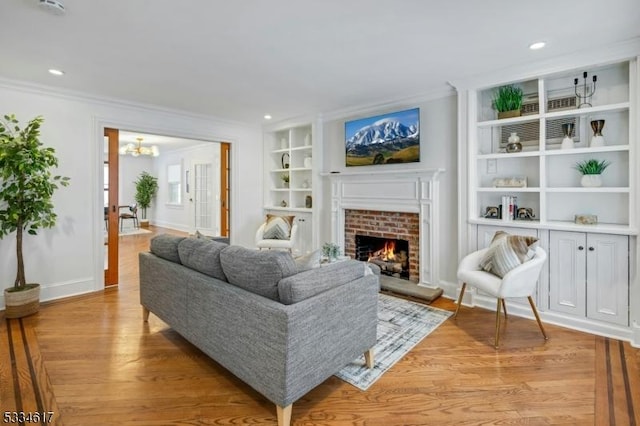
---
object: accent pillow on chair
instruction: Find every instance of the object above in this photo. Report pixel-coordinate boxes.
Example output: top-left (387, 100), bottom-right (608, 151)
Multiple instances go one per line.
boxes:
top-left (262, 214), bottom-right (295, 240)
top-left (479, 231), bottom-right (539, 278)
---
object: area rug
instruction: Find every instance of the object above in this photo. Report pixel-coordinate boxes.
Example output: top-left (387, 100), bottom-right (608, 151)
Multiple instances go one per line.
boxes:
top-left (335, 293), bottom-right (452, 391)
top-left (118, 228), bottom-right (152, 236)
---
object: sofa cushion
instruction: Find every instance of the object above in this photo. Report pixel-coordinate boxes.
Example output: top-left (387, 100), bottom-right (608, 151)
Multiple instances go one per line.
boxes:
top-left (278, 260), bottom-right (369, 305)
top-left (479, 231), bottom-right (539, 278)
top-left (178, 237), bottom-right (228, 281)
top-left (149, 234), bottom-right (186, 264)
top-left (219, 245), bottom-right (298, 301)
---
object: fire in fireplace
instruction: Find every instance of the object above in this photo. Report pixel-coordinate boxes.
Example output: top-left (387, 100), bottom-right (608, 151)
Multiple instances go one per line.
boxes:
top-left (355, 235), bottom-right (410, 280)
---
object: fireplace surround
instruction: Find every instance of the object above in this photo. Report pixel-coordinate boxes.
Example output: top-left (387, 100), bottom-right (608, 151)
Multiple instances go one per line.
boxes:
top-left (327, 168), bottom-right (444, 290)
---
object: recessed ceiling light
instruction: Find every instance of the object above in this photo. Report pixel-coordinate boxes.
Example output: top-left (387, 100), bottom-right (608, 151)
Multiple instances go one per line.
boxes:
top-left (48, 69), bottom-right (65, 76)
top-left (529, 41), bottom-right (546, 50)
top-left (264, 114), bottom-right (272, 120)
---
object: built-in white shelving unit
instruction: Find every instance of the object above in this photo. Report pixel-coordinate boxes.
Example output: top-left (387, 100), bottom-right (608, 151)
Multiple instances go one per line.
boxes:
top-left (457, 53), bottom-right (640, 346)
top-left (263, 120), bottom-right (319, 255)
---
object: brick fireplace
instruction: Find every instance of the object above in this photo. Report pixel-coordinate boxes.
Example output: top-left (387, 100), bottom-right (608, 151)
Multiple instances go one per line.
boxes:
top-left (345, 210), bottom-right (420, 282)
top-left (328, 168), bottom-right (444, 289)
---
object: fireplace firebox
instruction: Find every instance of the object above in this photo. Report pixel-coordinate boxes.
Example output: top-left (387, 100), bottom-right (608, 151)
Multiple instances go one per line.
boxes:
top-left (355, 235), bottom-right (410, 280)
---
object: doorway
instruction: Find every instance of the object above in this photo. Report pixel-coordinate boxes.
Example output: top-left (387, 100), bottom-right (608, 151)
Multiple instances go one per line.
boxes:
top-left (102, 130), bottom-right (230, 287)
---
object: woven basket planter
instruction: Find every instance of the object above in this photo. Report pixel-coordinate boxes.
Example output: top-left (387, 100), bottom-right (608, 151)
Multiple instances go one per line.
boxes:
top-left (4, 284), bottom-right (40, 319)
top-left (497, 109), bottom-right (521, 119)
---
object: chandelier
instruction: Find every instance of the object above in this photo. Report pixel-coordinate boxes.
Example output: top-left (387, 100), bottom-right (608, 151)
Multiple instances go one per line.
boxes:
top-left (119, 137), bottom-right (159, 157)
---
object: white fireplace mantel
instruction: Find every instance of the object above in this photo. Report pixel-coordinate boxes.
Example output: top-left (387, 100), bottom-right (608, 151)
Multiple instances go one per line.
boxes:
top-left (326, 168), bottom-right (445, 288)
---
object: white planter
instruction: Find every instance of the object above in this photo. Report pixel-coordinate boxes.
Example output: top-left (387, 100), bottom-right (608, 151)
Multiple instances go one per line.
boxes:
top-left (581, 174), bottom-right (602, 187)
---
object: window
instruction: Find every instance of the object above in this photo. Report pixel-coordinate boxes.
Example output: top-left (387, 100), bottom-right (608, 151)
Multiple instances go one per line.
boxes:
top-left (167, 164), bottom-right (182, 205)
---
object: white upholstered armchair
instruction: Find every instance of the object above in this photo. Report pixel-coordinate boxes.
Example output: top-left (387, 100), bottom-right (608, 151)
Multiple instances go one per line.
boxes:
top-left (454, 245), bottom-right (548, 348)
top-left (255, 220), bottom-right (298, 252)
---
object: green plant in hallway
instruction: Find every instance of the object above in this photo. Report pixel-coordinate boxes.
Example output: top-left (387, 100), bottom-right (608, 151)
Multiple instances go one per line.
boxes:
top-left (134, 171), bottom-right (159, 220)
top-left (0, 114), bottom-right (70, 318)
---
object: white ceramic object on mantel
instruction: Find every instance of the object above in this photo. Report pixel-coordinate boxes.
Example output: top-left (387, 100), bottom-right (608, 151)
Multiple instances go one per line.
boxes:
top-left (581, 174), bottom-right (603, 187)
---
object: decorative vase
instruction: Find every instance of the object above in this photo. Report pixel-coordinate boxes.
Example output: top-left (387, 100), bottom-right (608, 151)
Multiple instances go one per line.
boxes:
top-left (305, 195), bottom-right (312, 208)
top-left (590, 120), bottom-right (605, 147)
top-left (304, 133), bottom-right (311, 146)
top-left (303, 155), bottom-right (312, 168)
top-left (581, 174), bottom-right (602, 187)
top-left (281, 153), bottom-right (290, 169)
top-left (280, 199), bottom-right (287, 207)
top-left (4, 284), bottom-right (40, 319)
top-left (561, 123), bottom-right (575, 149)
top-left (506, 132), bottom-right (522, 153)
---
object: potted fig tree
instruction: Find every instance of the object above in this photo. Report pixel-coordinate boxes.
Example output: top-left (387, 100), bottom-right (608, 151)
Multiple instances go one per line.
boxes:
top-left (134, 171), bottom-right (158, 228)
top-left (0, 114), bottom-right (70, 318)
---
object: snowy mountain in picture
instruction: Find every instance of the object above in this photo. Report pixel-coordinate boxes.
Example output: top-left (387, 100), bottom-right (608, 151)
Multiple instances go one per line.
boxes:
top-left (345, 108), bottom-right (420, 167)
top-left (346, 118), bottom-right (419, 148)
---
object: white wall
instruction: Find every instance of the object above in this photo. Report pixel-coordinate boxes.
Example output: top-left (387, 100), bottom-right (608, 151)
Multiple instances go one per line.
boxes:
top-left (119, 155), bottom-right (154, 209)
top-left (152, 143), bottom-right (221, 234)
top-left (319, 95), bottom-right (459, 285)
top-left (0, 81), bottom-right (262, 308)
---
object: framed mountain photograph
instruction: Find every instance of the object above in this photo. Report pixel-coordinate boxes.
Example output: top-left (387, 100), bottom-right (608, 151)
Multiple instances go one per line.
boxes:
top-left (345, 107), bottom-right (420, 167)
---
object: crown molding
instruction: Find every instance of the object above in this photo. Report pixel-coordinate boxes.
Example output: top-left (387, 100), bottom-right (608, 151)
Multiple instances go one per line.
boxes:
top-left (318, 86), bottom-right (456, 122)
top-left (0, 76), bottom-right (254, 128)
top-left (450, 37), bottom-right (640, 90)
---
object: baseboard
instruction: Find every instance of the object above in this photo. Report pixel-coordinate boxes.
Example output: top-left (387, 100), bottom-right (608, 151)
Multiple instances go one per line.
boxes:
top-left (0, 278), bottom-right (96, 310)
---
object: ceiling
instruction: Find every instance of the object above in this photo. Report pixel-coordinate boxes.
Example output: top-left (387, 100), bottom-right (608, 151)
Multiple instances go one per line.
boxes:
top-left (1, 0), bottom-right (639, 125)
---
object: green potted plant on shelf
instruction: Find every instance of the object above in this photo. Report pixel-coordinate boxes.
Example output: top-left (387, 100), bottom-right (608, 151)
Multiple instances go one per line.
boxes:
top-left (574, 159), bottom-right (610, 187)
top-left (281, 172), bottom-right (290, 188)
top-left (0, 114), bottom-right (70, 318)
top-left (493, 84), bottom-right (524, 119)
top-left (134, 171), bottom-right (159, 227)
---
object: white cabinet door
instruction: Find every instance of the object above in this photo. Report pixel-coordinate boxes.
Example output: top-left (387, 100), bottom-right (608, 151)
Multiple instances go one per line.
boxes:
top-left (549, 231), bottom-right (587, 316)
top-left (586, 234), bottom-right (629, 325)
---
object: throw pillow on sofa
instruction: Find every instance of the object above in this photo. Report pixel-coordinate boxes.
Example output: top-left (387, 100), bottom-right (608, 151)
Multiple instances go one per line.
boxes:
top-left (294, 249), bottom-right (322, 272)
top-left (220, 245), bottom-right (298, 301)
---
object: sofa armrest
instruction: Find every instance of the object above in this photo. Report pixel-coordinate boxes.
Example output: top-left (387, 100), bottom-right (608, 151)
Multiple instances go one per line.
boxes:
top-left (186, 273), bottom-right (379, 408)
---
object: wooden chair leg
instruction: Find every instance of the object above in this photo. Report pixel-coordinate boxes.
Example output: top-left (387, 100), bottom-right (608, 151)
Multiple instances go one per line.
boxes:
top-left (494, 298), bottom-right (502, 349)
top-left (528, 296), bottom-right (548, 341)
top-left (276, 404), bottom-right (292, 426)
top-left (142, 307), bottom-right (150, 322)
top-left (453, 283), bottom-right (467, 319)
top-left (364, 348), bottom-right (374, 369)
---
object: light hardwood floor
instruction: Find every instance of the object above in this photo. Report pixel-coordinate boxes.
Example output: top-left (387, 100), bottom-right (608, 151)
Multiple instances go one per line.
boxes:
top-left (1, 226), bottom-right (639, 425)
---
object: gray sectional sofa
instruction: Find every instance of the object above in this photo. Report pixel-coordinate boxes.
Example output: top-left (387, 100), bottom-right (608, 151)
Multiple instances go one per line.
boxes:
top-left (139, 234), bottom-right (379, 426)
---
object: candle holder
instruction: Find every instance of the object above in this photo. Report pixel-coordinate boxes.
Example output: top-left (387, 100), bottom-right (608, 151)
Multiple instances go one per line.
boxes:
top-left (574, 71), bottom-right (597, 108)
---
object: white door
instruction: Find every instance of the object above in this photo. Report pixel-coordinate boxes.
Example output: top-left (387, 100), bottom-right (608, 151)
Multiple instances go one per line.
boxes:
top-left (586, 233), bottom-right (628, 325)
top-left (191, 162), bottom-right (219, 236)
top-left (549, 231), bottom-right (586, 316)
